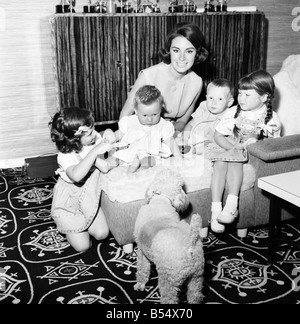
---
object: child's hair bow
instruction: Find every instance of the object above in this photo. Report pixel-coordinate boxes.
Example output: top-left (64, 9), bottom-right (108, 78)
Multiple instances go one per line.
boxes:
top-left (257, 123), bottom-right (277, 136)
top-left (74, 125), bottom-right (91, 136)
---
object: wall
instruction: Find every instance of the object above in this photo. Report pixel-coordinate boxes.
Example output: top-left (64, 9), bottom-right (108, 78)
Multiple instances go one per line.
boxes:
top-left (0, 0), bottom-right (59, 164)
top-left (0, 0), bottom-right (299, 165)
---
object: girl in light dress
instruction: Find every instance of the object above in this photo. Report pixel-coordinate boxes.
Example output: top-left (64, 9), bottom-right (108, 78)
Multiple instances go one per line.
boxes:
top-left (49, 107), bottom-right (116, 252)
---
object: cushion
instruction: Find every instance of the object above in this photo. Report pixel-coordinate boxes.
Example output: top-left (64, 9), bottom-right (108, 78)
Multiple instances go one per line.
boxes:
top-left (100, 155), bottom-right (256, 203)
top-left (273, 54), bottom-right (300, 136)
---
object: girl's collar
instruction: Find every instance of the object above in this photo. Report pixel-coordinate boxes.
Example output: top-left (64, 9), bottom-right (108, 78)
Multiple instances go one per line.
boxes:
top-left (241, 105), bottom-right (267, 116)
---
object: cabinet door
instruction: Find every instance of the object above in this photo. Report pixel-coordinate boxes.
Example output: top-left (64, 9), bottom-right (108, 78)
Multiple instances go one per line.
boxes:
top-left (52, 15), bottom-right (129, 121)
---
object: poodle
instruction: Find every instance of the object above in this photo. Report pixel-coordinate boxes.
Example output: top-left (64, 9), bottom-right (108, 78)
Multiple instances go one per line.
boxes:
top-left (133, 167), bottom-right (205, 304)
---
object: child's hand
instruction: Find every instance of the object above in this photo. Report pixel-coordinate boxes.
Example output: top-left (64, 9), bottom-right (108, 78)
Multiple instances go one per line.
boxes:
top-left (244, 137), bottom-right (258, 147)
top-left (233, 142), bottom-right (245, 150)
top-left (176, 131), bottom-right (190, 146)
top-left (102, 128), bottom-right (116, 144)
top-left (95, 142), bottom-right (113, 155)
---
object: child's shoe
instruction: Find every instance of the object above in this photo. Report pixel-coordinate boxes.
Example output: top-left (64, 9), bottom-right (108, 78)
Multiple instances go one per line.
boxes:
top-left (217, 208), bottom-right (238, 224)
top-left (210, 211), bottom-right (225, 233)
top-left (217, 194), bottom-right (239, 224)
top-left (128, 157), bottom-right (141, 173)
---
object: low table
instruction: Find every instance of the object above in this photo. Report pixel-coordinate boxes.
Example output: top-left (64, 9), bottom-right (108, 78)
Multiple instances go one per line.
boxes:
top-left (258, 170), bottom-right (300, 263)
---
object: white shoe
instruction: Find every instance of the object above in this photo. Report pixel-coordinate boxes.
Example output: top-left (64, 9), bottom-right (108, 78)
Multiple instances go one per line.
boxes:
top-left (217, 209), bottom-right (238, 224)
top-left (199, 227), bottom-right (209, 238)
top-left (210, 212), bottom-right (225, 233)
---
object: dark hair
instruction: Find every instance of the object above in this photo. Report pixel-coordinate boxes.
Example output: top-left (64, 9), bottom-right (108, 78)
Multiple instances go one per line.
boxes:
top-left (208, 78), bottom-right (235, 98)
top-left (134, 85), bottom-right (167, 113)
top-left (159, 23), bottom-right (209, 65)
top-left (234, 70), bottom-right (275, 138)
top-left (49, 107), bottom-right (94, 153)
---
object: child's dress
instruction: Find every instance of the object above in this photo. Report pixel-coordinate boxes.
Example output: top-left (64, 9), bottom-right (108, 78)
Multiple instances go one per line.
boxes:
top-left (113, 115), bottom-right (175, 164)
top-left (51, 133), bottom-right (103, 234)
top-left (206, 105), bottom-right (281, 162)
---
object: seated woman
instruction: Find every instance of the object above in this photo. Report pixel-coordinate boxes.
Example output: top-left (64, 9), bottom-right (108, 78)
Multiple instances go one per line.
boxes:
top-left (119, 22), bottom-right (209, 134)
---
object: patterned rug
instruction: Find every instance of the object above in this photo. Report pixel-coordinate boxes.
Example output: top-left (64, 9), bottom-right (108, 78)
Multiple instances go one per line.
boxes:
top-left (0, 167), bottom-right (300, 305)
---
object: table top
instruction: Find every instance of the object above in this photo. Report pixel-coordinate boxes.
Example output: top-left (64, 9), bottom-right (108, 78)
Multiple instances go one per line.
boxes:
top-left (258, 170), bottom-right (300, 207)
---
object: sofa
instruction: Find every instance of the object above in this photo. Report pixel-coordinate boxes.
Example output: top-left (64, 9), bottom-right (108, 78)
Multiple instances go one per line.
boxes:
top-left (100, 55), bottom-right (300, 251)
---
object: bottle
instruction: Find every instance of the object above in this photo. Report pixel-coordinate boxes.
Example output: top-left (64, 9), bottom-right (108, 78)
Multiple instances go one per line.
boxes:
top-left (107, 0), bottom-right (116, 13)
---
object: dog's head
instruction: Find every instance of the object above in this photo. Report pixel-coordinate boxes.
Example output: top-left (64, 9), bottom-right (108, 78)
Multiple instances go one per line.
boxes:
top-left (145, 168), bottom-right (189, 213)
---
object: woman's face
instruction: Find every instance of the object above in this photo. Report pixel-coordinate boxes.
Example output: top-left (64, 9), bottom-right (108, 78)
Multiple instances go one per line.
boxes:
top-left (169, 36), bottom-right (197, 76)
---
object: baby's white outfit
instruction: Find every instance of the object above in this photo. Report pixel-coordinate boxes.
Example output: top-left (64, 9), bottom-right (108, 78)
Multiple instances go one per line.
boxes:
top-left (113, 115), bottom-right (175, 164)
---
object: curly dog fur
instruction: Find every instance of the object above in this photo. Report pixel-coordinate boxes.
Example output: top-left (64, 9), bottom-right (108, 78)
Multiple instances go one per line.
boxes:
top-left (133, 168), bottom-right (205, 304)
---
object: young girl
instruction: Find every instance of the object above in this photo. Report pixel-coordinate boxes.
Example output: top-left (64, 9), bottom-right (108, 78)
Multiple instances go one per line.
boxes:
top-left (111, 85), bottom-right (182, 173)
top-left (209, 70), bottom-right (281, 233)
top-left (49, 107), bottom-right (115, 252)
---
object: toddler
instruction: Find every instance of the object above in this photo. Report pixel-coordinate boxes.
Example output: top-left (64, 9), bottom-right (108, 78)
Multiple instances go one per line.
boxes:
top-left (178, 79), bottom-right (234, 154)
top-left (111, 85), bottom-right (182, 173)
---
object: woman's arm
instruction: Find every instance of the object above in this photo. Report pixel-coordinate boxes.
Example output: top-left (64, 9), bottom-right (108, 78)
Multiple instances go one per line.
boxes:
top-left (119, 72), bottom-right (147, 120)
top-left (173, 90), bottom-right (201, 133)
top-left (164, 137), bottom-right (182, 158)
top-left (177, 123), bottom-right (192, 146)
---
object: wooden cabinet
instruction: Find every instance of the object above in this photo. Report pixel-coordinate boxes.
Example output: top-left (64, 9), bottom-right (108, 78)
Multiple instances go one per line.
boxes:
top-left (50, 12), bottom-right (267, 122)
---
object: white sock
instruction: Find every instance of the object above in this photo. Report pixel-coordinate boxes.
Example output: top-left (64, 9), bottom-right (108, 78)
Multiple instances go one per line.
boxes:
top-left (211, 202), bottom-right (222, 218)
top-left (224, 194), bottom-right (238, 212)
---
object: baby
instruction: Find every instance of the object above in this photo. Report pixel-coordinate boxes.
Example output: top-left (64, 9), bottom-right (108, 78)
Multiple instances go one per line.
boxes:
top-left (177, 78), bottom-right (234, 154)
top-left (105, 85), bottom-right (182, 173)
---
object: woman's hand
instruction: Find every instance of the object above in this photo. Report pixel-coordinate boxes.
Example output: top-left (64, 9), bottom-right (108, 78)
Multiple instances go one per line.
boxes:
top-left (176, 131), bottom-right (190, 146)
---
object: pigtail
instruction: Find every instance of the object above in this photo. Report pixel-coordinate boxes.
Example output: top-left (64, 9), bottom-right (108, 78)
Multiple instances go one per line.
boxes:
top-left (233, 104), bottom-right (242, 138)
top-left (264, 95), bottom-right (273, 125)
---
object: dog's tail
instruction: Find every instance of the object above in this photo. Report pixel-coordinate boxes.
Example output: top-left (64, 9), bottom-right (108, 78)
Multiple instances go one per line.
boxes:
top-left (188, 213), bottom-right (202, 251)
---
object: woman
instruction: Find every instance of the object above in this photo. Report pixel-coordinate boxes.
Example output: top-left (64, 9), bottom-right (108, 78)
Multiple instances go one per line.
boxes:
top-left (119, 23), bottom-right (209, 133)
